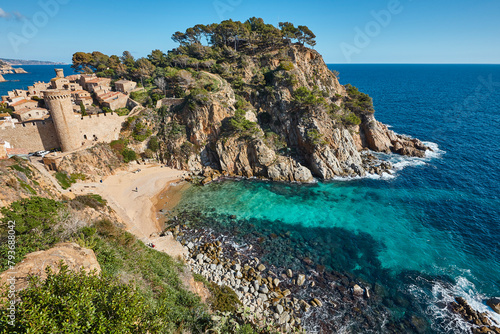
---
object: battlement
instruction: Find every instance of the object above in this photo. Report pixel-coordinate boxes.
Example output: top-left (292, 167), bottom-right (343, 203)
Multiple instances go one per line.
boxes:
top-left (44, 93), bottom-right (72, 101)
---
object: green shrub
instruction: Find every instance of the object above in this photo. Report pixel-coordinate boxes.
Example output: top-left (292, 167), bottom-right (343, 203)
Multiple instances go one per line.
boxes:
top-left (9, 164), bottom-right (33, 178)
top-left (110, 138), bottom-right (128, 152)
top-left (0, 197), bottom-right (63, 271)
top-left (278, 60), bottom-right (294, 71)
top-left (115, 107), bottom-right (130, 116)
top-left (55, 172), bottom-right (85, 189)
top-left (132, 122), bottom-right (152, 142)
top-left (343, 112), bottom-right (361, 126)
top-left (208, 283), bottom-right (242, 313)
top-left (293, 86), bottom-right (325, 107)
top-left (228, 109), bottom-right (259, 137)
top-left (307, 128), bottom-right (327, 146)
top-left (147, 136), bottom-right (159, 152)
top-left (344, 84), bottom-right (374, 114)
top-left (70, 194), bottom-right (107, 210)
top-left (0, 263), bottom-right (149, 333)
top-left (55, 172), bottom-right (72, 189)
top-left (122, 148), bottom-right (137, 163)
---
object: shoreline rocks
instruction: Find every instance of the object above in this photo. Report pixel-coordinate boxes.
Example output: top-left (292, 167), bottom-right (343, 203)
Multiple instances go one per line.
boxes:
top-left (166, 220), bottom-right (385, 333)
top-left (450, 297), bottom-right (500, 334)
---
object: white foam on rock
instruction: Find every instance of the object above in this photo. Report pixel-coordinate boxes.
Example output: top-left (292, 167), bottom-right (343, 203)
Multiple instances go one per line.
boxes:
top-left (407, 273), bottom-right (500, 333)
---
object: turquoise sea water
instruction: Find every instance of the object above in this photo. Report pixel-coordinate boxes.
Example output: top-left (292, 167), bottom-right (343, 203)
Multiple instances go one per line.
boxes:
top-left (174, 65), bottom-right (500, 333)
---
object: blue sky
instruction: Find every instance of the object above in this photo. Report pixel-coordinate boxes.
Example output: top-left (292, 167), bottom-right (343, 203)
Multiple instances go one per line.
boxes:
top-left (0, 0), bottom-right (499, 64)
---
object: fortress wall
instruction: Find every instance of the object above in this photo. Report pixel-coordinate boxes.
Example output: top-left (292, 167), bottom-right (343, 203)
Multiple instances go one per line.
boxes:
top-left (0, 121), bottom-right (59, 152)
top-left (75, 113), bottom-right (125, 146)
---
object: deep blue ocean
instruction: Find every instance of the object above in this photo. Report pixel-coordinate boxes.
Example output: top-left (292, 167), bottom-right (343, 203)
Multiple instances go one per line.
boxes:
top-left (0, 64), bottom-right (75, 96)
top-left (173, 64), bottom-right (500, 333)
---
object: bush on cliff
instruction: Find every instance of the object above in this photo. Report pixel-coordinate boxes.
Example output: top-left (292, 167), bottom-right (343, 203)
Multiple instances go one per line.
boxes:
top-left (293, 86), bottom-right (325, 107)
top-left (0, 197), bottom-right (63, 271)
top-left (227, 109), bottom-right (259, 137)
top-left (0, 263), bottom-right (148, 333)
top-left (344, 84), bottom-right (374, 114)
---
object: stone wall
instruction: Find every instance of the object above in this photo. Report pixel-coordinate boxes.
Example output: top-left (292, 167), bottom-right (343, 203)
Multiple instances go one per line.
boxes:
top-left (75, 112), bottom-right (125, 147)
top-left (0, 120), bottom-right (59, 152)
top-left (0, 113), bottom-right (125, 153)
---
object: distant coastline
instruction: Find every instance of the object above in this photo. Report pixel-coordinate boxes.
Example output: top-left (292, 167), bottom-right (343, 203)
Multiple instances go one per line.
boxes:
top-left (1, 58), bottom-right (67, 66)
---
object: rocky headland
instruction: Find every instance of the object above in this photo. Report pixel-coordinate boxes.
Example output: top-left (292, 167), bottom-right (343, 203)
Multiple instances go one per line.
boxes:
top-left (0, 60), bottom-right (27, 75)
top-left (154, 44), bottom-right (429, 183)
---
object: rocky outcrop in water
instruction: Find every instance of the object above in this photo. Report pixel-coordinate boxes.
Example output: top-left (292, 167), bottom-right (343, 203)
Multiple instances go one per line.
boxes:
top-left (158, 45), bottom-right (429, 182)
top-left (451, 297), bottom-right (500, 334)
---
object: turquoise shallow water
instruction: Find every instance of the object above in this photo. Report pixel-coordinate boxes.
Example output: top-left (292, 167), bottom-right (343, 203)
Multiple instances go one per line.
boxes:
top-left (174, 65), bottom-right (500, 332)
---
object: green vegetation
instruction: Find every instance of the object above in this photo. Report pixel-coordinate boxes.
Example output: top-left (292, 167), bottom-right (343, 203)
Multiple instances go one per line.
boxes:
top-left (0, 197), bottom-right (63, 271)
top-left (208, 283), bottom-right (242, 313)
top-left (344, 84), bottom-right (374, 114)
top-left (227, 109), bottom-right (259, 137)
top-left (0, 264), bottom-right (149, 333)
top-left (132, 121), bottom-right (152, 142)
top-left (293, 87), bottom-right (325, 107)
top-left (342, 112), bottom-right (362, 126)
top-left (80, 102), bottom-right (87, 116)
top-left (278, 60), bottom-right (294, 71)
top-left (122, 148), bottom-right (137, 163)
top-left (18, 178), bottom-right (36, 195)
top-left (147, 136), bottom-right (159, 152)
top-left (55, 172), bottom-right (86, 189)
top-left (306, 128), bottom-right (327, 146)
top-left (0, 198), bottom-right (211, 333)
top-left (110, 138), bottom-right (137, 163)
top-left (70, 194), bottom-right (107, 210)
top-left (9, 163), bottom-right (33, 178)
top-left (115, 107), bottom-right (130, 116)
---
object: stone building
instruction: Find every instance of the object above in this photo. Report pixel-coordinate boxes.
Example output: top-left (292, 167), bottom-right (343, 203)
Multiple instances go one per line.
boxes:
top-left (115, 79), bottom-right (137, 93)
top-left (0, 69), bottom-right (128, 153)
top-left (12, 107), bottom-right (49, 122)
top-left (28, 82), bottom-right (51, 98)
top-left (71, 90), bottom-right (93, 108)
top-left (96, 91), bottom-right (127, 110)
top-left (8, 99), bottom-right (38, 112)
top-left (50, 77), bottom-right (70, 90)
top-left (81, 76), bottom-right (111, 93)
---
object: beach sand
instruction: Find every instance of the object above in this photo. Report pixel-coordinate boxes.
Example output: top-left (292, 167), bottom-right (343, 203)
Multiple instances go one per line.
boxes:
top-left (71, 163), bottom-right (187, 243)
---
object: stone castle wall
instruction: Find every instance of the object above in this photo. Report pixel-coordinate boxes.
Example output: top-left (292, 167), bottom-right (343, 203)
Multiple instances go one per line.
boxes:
top-left (75, 113), bottom-right (125, 147)
top-left (0, 121), bottom-right (59, 152)
top-left (0, 114), bottom-right (125, 153)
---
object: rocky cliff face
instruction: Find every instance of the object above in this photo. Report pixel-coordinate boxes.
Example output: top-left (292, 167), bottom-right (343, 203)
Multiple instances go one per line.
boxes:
top-left (54, 144), bottom-right (123, 181)
top-left (0, 158), bottom-right (61, 208)
top-left (158, 45), bottom-right (428, 182)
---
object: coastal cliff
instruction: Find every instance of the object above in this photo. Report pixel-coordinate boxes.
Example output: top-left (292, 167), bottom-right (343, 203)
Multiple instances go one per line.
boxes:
top-left (66, 18), bottom-right (429, 182)
top-left (156, 45), bottom-right (428, 182)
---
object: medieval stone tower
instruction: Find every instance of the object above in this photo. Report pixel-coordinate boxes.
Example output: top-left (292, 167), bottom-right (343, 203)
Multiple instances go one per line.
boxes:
top-left (43, 89), bottom-right (80, 152)
top-left (55, 68), bottom-right (64, 78)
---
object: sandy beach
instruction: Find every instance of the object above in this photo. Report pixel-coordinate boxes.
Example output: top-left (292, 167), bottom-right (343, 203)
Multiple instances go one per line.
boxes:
top-left (71, 164), bottom-right (187, 242)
